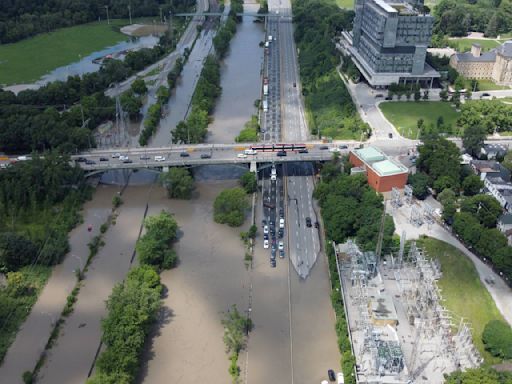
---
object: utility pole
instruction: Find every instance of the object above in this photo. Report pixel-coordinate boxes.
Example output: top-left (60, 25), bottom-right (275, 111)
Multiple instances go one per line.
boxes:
top-left (160, 7), bottom-right (163, 23)
top-left (105, 5), bottom-right (110, 25)
top-left (128, 4), bottom-right (132, 24)
top-left (169, 11), bottom-right (173, 43)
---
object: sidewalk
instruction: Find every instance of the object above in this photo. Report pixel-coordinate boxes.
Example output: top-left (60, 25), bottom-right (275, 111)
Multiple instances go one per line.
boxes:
top-left (0, 186), bottom-right (113, 384)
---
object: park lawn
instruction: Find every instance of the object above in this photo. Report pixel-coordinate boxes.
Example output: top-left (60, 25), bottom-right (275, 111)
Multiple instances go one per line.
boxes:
top-left (474, 79), bottom-right (511, 91)
top-left (379, 101), bottom-right (459, 138)
top-left (0, 20), bottom-right (128, 86)
top-left (448, 38), bottom-right (501, 53)
top-left (418, 237), bottom-right (506, 364)
top-left (336, 0), bottom-right (354, 8)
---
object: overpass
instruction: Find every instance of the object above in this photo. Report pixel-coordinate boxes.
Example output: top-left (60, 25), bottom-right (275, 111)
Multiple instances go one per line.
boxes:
top-left (72, 142), bottom-right (345, 175)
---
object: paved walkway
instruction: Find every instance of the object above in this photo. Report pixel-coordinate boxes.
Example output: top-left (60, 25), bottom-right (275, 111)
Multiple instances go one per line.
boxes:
top-left (390, 201), bottom-right (512, 327)
top-left (0, 186), bottom-right (113, 384)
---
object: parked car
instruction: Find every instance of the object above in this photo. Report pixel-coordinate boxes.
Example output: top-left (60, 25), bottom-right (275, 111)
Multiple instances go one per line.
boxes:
top-left (237, 153), bottom-right (248, 159)
top-left (264, 225), bottom-right (269, 235)
top-left (375, 93), bottom-right (383, 98)
top-left (278, 228), bottom-right (284, 238)
top-left (264, 239), bottom-right (269, 249)
top-left (270, 259), bottom-right (276, 268)
top-left (140, 155), bottom-right (150, 160)
top-left (328, 369), bottom-right (336, 382)
top-left (388, 133), bottom-right (393, 139)
top-left (180, 152), bottom-right (190, 157)
top-left (279, 218), bottom-right (285, 228)
top-left (201, 153), bottom-right (211, 159)
top-left (99, 157), bottom-right (109, 162)
top-left (279, 249), bottom-right (285, 258)
top-left (278, 241), bottom-right (284, 250)
top-left (315, 221), bottom-right (320, 229)
top-left (306, 217), bottom-right (312, 227)
top-left (154, 156), bottom-right (166, 162)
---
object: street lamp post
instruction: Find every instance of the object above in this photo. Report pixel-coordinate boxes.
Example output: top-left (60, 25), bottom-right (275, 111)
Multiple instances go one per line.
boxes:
top-left (128, 4), bottom-right (132, 24)
top-left (105, 6), bottom-right (110, 25)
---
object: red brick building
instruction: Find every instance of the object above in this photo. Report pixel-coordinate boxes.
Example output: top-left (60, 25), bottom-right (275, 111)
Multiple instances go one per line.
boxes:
top-left (349, 146), bottom-right (408, 193)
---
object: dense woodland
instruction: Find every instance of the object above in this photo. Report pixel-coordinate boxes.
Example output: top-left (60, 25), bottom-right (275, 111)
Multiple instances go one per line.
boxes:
top-left (433, 0), bottom-right (512, 37)
top-left (0, 0), bottom-right (195, 44)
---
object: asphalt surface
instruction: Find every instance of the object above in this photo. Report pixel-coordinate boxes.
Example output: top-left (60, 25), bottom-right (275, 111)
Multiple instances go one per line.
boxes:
top-left (274, 0), bottom-right (320, 279)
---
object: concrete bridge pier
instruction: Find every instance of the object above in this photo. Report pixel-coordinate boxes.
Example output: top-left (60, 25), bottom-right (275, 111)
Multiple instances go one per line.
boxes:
top-left (250, 161), bottom-right (257, 173)
top-left (162, 166), bottom-right (170, 173)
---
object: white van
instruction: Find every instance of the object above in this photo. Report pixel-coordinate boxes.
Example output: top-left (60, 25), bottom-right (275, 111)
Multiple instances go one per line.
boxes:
top-left (268, 35), bottom-right (273, 42)
top-left (263, 99), bottom-right (268, 112)
top-left (154, 155), bottom-right (166, 162)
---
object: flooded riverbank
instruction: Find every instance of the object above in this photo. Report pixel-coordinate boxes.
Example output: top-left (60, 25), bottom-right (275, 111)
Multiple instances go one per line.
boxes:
top-left (207, 3), bottom-right (264, 144)
top-left (138, 181), bottom-right (251, 384)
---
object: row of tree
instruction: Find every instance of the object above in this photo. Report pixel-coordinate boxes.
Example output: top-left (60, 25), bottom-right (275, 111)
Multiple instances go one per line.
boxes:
top-left (0, 37), bottom-right (177, 153)
top-left (172, 55), bottom-right (221, 143)
top-left (293, 0), bottom-right (370, 140)
top-left (87, 211), bottom-right (180, 383)
top-left (0, 0), bottom-right (195, 44)
top-left (86, 265), bottom-right (163, 384)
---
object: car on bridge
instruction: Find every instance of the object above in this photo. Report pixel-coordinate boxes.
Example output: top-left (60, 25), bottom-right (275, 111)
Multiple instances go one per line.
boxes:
top-left (140, 155), bottom-right (150, 160)
top-left (200, 153), bottom-right (211, 159)
top-left (99, 157), bottom-right (109, 162)
top-left (112, 153), bottom-right (121, 158)
top-left (123, 158), bottom-right (133, 163)
top-left (237, 153), bottom-right (248, 159)
top-left (154, 156), bottom-right (166, 162)
top-left (119, 155), bottom-right (129, 161)
top-left (85, 159), bottom-right (96, 165)
top-left (75, 157), bottom-right (87, 162)
top-left (180, 152), bottom-right (190, 157)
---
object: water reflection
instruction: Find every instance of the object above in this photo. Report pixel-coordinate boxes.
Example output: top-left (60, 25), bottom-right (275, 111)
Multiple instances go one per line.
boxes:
top-left (39, 35), bottom-right (159, 85)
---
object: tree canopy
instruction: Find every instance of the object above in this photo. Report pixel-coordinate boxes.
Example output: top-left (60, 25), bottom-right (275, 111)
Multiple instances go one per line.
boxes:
top-left (482, 320), bottom-right (512, 359)
top-left (136, 211), bottom-right (179, 269)
top-left (0, 0), bottom-right (195, 44)
top-left (159, 168), bottom-right (195, 199)
top-left (213, 187), bottom-right (249, 227)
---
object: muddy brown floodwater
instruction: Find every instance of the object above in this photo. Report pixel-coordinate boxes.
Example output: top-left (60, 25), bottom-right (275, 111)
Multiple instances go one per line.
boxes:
top-left (138, 181), bottom-right (250, 384)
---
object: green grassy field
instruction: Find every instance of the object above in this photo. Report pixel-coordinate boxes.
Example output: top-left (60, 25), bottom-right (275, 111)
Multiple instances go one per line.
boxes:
top-left (0, 21), bottom-right (128, 85)
top-left (448, 38), bottom-right (502, 53)
top-left (418, 237), bottom-right (506, 363)
top-left (473, 79), bottom-right (512, 91)
top-left (336, 0), bottom-right (353, 8)
top-left (379, 101), bottom-right (460, 138)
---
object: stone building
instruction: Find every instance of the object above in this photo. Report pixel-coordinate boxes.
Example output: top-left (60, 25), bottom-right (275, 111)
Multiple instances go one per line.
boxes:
top-left (450, 41), bottom-right (512, 85)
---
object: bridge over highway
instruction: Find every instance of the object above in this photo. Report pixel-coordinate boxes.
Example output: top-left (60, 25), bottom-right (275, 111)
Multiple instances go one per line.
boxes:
top-left (72, 142), bottom-right (346, 174)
